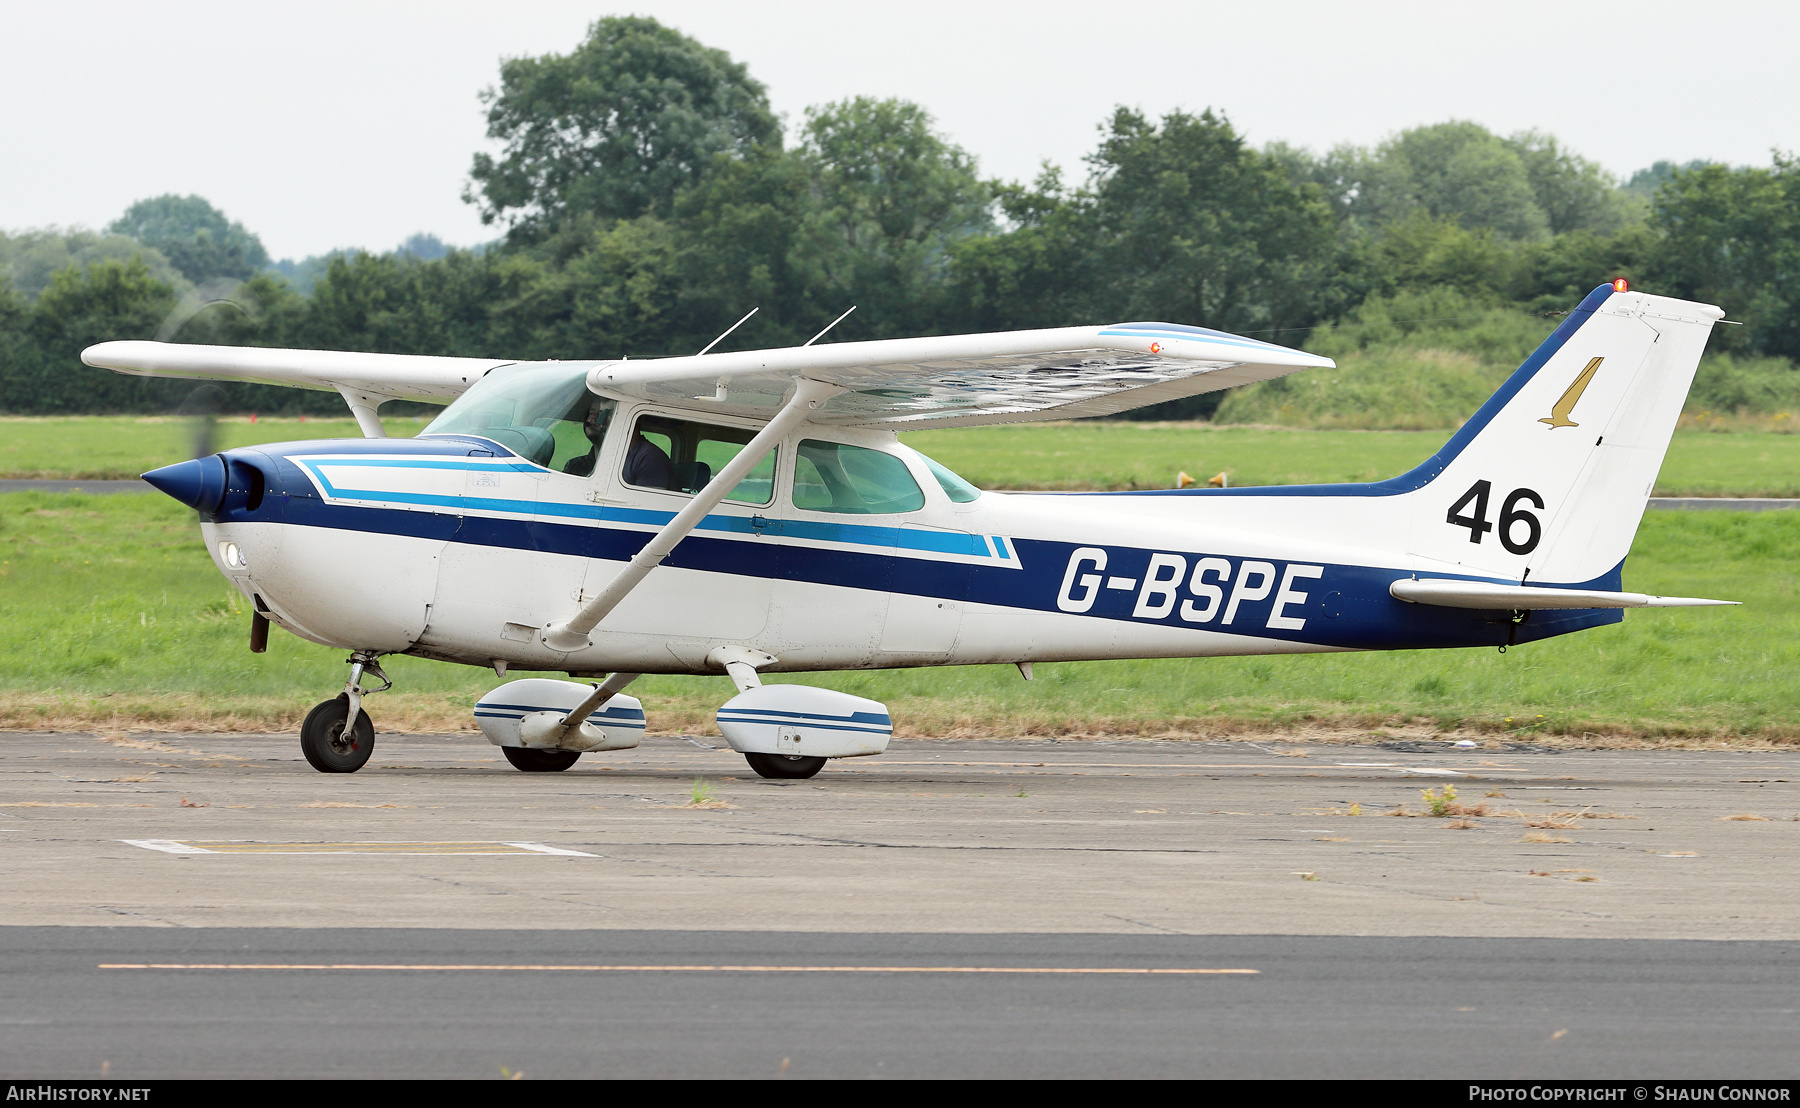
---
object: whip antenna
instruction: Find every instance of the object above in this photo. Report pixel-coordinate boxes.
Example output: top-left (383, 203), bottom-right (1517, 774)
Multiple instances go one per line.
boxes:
top-left (803, 305), bottom-right (856, 347)
top-left (696, 306), bottom-right (759, 356)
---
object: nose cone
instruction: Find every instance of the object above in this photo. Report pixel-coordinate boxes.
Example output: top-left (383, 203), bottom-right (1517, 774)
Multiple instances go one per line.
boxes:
top-left (143, 456), bottom-right (227, 514)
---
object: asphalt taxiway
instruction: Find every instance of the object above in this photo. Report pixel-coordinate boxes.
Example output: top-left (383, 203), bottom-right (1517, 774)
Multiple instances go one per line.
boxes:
top-left (2, 730), bottom-right (1796, 1077)
top-left (6, 927), bottom-right (1799, 1079)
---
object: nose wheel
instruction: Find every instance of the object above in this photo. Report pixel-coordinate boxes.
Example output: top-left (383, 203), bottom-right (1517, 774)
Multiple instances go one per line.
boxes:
top-left (744, 752), bottom-right (826, 779)
top-left (301, 694), bottom-right (375, 773)
top-left (300, 651), bottom-right (389, 773)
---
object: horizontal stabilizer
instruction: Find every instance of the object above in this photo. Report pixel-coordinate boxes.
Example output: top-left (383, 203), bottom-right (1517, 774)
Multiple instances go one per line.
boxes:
top-left (1390, 578), bottom-right (1737, 610)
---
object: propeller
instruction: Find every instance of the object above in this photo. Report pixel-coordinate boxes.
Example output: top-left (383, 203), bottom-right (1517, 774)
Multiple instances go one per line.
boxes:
top-left (150, 279), bottom-right (261, 464)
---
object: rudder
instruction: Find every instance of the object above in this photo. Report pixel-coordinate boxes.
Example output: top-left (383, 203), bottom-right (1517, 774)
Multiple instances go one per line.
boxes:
top-left (1402, 283), bottom-right (1723, 586)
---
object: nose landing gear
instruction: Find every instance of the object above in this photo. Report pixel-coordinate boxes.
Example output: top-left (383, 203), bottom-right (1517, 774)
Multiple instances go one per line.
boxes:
top-left (300, 652), bottom-right (389, 773)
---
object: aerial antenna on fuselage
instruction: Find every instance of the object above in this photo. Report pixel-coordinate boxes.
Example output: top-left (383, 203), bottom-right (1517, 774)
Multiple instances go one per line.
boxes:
top-left (696, 306), bottom-right (759, 356)
top-left (803, 305), bottom-right (856, 347)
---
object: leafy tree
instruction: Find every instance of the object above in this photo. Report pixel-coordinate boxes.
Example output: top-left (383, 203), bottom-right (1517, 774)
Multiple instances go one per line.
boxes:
top-left (1085, 108), bottom-right (1340, 333)
top-left (298, 250), bottom-right (505, 358)
top-left (793, 98), bottom-right (992, 339)
top-left (1505, 130), bottom-right (1636, 235)
top-left (16, 258), bottom-right (180, 411)
top-left (948, 165), bottom-right (1098, 332)
top-left (0, 229), bottom-right (188, 300)
top-left (108, 195), bottom-right (270, 283)
top-left (672, 98), bottom-right (992, 348)
top-left (1381, 122), bottom-right (1549, 241)
top-left (395, 233), bottom-right (452, 261)
top-left (1514, 223), bottom-right (1656, 309)
top-left (1624, 159), bottom-right (1711, 201)
top-left (671, 144), bottom-right (826, 349)
top-left (466, 16), bottom-right (778, 240)
top-left (0, 278), bottom-right (40, 412)
top-left (1651, 157), bottom-right (1800, 357)
top-left (1360, 211), bottom-right (1520, 302)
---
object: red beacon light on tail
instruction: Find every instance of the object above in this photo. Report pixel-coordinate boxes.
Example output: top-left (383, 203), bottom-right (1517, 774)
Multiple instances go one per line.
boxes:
top-left (1613, 278), bottom-right (1629, 292)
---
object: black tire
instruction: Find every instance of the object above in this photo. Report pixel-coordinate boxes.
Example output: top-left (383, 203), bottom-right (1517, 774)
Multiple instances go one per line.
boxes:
top-left (300, 694), bottom-right (374, 773)
top-left (744, 752), bottom-right (827, 780)
top-left (502, 746), bottom-right (581, 772)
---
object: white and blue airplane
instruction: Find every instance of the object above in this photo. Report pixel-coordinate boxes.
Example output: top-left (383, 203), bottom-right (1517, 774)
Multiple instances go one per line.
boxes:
top-left (82, 280), bottom-right (1732, 778)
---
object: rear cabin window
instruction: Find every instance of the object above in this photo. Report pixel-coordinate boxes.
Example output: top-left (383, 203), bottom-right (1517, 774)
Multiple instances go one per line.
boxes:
top-left (623, 414), bottom-right (776, 505)
top-left (792, 440), bottom-right (925, 515)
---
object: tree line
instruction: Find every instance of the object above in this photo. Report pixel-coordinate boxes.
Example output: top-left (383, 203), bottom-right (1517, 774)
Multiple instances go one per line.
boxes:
top-left (2, 15), bottom-right (1796, 417)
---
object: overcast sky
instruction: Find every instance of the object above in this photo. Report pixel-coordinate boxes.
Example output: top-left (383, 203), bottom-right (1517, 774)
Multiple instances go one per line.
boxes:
top-left (4, 0), bottom-right (1794, 260)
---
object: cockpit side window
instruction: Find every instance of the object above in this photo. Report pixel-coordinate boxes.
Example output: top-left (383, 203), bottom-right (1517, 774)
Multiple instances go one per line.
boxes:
top-left (908, 448), bottom-right (982, 503)
top-left (792, 440), bottom-right (925, 515)
top-left (420, 364), bottom-right (612, 474)
top-left (623, 413), bottom-right (776, 505)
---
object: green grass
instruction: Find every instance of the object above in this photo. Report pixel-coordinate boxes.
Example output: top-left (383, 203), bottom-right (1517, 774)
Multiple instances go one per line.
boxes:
top-left (1, 491), bottom-right (1794, 741)
top-left (1216, 348), bottom-right (1800, 432)
top-left (0, 415), bottom-right (429, 480)
top-left (6, 416), bottom-right (1799, 497)
top-left (900, 423), bottom-right (1800, 497)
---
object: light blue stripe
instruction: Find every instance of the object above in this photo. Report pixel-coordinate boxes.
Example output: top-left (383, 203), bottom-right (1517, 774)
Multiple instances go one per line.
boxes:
top-left (1096, 328), bottom-right (1289, 354)
top-left (307, 482), bottom-right (996, 558)
top-left (306, 458), bottom-right (535, 473)
top-left (295, 457), bottom-right (1009, 562)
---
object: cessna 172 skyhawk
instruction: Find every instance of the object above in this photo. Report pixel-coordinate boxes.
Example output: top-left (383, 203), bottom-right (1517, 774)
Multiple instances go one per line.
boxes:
top-left (83, 280), bottom-right (1732, 778)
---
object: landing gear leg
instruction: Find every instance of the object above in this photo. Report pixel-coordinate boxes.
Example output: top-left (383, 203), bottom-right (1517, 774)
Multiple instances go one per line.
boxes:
top-left (299, 652), bottom-right (389, 773)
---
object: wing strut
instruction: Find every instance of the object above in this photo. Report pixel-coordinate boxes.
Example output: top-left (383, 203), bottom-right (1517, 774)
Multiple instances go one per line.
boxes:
top-left (335, 386), bottom-right (388, 438)
top-left (540, 377), bottom-right (844, 653)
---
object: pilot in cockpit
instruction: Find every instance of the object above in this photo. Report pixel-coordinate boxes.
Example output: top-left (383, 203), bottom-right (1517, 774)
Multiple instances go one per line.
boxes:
top-left (560, 399), bottom-right (614, 477)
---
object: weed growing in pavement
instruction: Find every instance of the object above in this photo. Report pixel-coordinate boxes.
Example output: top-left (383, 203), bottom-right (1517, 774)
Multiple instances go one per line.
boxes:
top-left (1420, 785), bottom-right (1489, 818)
top-left (1423, 785), bottom-right (1458, 816)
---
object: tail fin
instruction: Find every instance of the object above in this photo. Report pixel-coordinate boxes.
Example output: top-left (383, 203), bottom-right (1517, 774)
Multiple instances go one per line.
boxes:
top-left (1400, 283), bottom-right (1723, 585)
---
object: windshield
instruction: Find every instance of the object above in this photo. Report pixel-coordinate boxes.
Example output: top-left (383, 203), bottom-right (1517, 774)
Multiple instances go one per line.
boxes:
top-left (422, 364), bottom-right (612, 472)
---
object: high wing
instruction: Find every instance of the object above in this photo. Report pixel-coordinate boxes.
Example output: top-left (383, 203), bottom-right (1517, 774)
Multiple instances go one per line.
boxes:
top-left (83, 321), bottom-right (1332, 430)
top-left (583, 322), bottom-right (1333, 428)
top-left (81, 341), bottom-right (513, 403)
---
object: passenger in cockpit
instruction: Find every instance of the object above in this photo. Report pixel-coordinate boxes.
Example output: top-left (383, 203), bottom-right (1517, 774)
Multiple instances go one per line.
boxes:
top-left (624, 431), bottom-right (676, 490)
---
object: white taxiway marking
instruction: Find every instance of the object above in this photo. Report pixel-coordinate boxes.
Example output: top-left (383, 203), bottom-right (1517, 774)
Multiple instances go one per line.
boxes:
top-left (120, 840), bottom-right (598, 857)
top-left (1334, 763), bottom-right (1468, 777)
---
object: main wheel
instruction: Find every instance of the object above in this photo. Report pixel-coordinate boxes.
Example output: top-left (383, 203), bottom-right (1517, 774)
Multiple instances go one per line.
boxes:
top-left (744, 752), bottom-right (826, 780)
top-left (300, 694), bottom-right (374, 773)
top-left (503, 746), bottom-right (581, 772)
